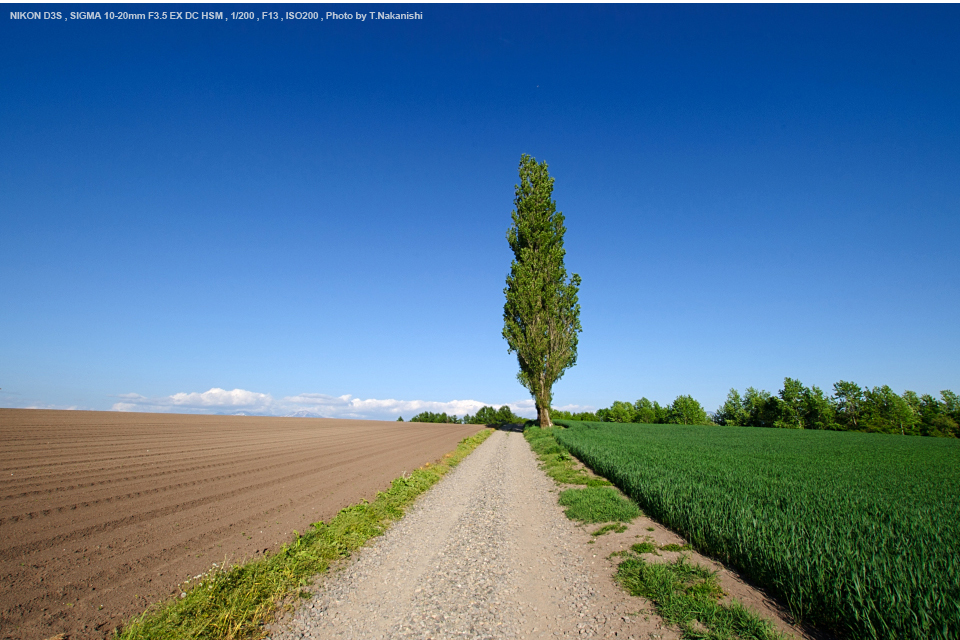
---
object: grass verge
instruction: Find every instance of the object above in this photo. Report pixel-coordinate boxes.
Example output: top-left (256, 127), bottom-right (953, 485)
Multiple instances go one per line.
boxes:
top-left (558, 487), bottom-right (640, 523)
top-left (616, 549), bottom-right (784, 640)
top-left (115, 428), bottom-right (494, 640)
top-left (531, 424), bottom-right (784, 640)
top-left (523, 426), bottom-right (611, 486)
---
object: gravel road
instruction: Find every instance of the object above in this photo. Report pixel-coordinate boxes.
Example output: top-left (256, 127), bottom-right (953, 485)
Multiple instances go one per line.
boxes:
top-left (267, 428), bottom-right (671, 640)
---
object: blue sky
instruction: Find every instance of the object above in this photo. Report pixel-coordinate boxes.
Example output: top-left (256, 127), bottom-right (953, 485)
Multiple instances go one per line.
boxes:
top-left (2, 4), bottom-right (958, 420)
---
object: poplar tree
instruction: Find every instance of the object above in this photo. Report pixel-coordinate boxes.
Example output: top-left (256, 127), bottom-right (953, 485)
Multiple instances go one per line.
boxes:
top-left (503, 154), bottom-right (582, 427)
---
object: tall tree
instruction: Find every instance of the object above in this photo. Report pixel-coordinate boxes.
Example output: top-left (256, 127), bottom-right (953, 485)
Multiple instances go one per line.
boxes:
top-left (503, 155), bottom-right (582, 427)
top-left (776, 377), bottom-right (807, 429)
top-left (833, 381), bottom-right (865, 430)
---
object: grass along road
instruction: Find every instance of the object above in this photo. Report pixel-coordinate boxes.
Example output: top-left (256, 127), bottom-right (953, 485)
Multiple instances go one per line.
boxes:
top-left (525, 426), bottom-right (813, 640)
top-left (268, 428), bottom-right (810, 640)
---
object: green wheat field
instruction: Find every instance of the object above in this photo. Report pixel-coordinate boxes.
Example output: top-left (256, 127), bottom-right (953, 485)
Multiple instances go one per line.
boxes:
top-left (553, 421), bottom-right (960, 639)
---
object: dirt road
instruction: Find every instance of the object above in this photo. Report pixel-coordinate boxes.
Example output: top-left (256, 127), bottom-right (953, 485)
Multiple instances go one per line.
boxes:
top-left (0, 409), bottom-right (481, 640)
top-left (268, 428), bottom-right (673, 640)
top-left (269, 429), bottom-right (812, 640)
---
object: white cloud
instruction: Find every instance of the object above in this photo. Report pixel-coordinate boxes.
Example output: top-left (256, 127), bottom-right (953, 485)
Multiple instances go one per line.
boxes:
top-left (553, 403), bottom-right (596, 413)
top-left (111, 387), bottom-right (536, 420)
top-left (111, 388), bottom-right (274, 414)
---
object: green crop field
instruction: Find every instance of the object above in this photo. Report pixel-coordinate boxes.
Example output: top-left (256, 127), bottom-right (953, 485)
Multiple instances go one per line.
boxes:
top-left (552, 421), bottom-right (960, 639)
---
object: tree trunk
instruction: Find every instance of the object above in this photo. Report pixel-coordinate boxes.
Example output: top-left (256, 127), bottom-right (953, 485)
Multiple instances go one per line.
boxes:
top-left (538, 405), bottom-right (552, 427)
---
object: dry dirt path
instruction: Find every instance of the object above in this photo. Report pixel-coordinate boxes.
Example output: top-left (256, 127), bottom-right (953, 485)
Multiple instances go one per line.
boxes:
top-left (268, 428), bottom-right (673, 640)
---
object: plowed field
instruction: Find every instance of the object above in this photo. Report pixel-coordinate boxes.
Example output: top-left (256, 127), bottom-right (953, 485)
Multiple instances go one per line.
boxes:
top-left (0, 409), bottom-right (482, 640)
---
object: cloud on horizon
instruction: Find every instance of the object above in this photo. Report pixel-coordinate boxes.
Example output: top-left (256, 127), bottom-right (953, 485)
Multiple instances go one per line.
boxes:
top-left (110, 388), bottom-right (539, 420)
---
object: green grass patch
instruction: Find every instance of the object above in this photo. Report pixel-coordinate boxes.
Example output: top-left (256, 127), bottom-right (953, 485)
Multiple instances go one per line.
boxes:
top-left (523, 426), bottom-right (611, 486)
top-left (555, 421), bottom-right (960, 638)
top-left (616, 552), bottom-right (783, 640)
top-left (631, 542), bottom-right (692, 555)
top-left (115, 429), bottom-right (494, 640)
top-left (631, 541), bottom-right (659, 555)
top-left (591, 523), bottom-right (628, 536)
top-left (558, 487), bottom-right (640, 523)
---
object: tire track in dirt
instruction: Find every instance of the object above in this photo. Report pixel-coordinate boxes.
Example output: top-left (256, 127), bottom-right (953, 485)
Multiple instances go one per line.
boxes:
top-left (0, 409), bottom-right (483, 640)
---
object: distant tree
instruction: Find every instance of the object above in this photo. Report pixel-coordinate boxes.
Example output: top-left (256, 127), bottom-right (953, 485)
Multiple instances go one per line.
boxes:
top-left (408, 411), bottom-right (461, 424)
top-left (652, 401), bottom-right (671, 424)
top-left (715, 389), bottom-right (749, 426)
top-left (463, 405), bottom-right (524, 426)
top-left (915, 393), bottom-right (960, 437)
top-left (503, 155), bottom-right (582, 427)
top-left (553, 408), bottom-right (601, 422)
top-left (743, 387), bottom-right (776, 428)
top-left (496, 405), bottom-right (521, 424)
top-left (667, 395), bottom-right (709, 425)
top-left (633, 398), bottom-right (658, 424)
top-left (775, 378), bottom-right (807, 429)
top-left (605, 400), bottom-right (637, 423)
top-left (396, 416), bottom-right (404, 422)
top-left (802, 384), bottom-right (837, 430)
top-left (463, 406), bottom-right (498, 425)
top-left (941, 390), bottom-right (960, 437)
top-left (861, 385), bottom-right (918, 435)
top-left (833, 381), bottom-right (865, 430)
top-left (574, 411), bottom-right (600, 421)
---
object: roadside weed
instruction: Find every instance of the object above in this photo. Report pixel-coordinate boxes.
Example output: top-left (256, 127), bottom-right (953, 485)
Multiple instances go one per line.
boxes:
top-left (616, 552), bottom-right (783, 640)
top-left (524, 426), bottom-right (610, 486)
top-left (631, 541), bottom-right (659, 555)
top-left (591, 523), bottom-right (629, 536)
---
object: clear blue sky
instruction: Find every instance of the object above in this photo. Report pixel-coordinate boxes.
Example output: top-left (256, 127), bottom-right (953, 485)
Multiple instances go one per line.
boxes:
top-left (2, 4), bottom-right (958, 419)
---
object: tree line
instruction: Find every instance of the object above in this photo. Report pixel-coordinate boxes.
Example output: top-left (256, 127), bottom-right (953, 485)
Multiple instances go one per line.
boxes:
top-left (397, 405), bottom-right (524, 426)
top-left (551, 378), bottom-right (960, 438)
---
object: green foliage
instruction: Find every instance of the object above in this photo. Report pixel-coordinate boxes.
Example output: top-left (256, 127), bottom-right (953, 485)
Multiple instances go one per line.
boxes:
top-left (714, 378), bottom-right (959, 437)
top-left (554, 422), bottom-right (960, 639)
top-left (550, 407), bottom-right (600, 422)
top-left (557, 487), bottom-right (640, 523)
top-left (408, 411), bottom-right (461, 424)
top-left (502, 154), bottom-right (581, 426)
top-left (715, 389), bottom-right (749, 426)
top-left (616, 552), bottom-right (783, 640)
top-left (591, 522), bottom-right (628, 536)
top-left (587, 380), bottom-right (957, 438)
top-left (666, 395), bottom-right (708, 425)
top-left (634, 397), bottom-right (661, 424)
top-left (592, 396), bottom-right (710, 426)
top-left (523, 425), bottom-right (610, 486)
top-left (116, 430), bottom-right (493, 640)
top-left (833, 380), bottom-right (864, 430)
top-left (602, 400), bottom-right (638, 423)
top-left (631, 541), bottom-right (659, 554)
top-left (462, 405), bottom-right (523, 426)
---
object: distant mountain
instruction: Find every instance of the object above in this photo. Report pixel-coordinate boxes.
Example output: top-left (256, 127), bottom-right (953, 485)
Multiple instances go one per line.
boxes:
top-left (285, 410), bottom-right (329, 418)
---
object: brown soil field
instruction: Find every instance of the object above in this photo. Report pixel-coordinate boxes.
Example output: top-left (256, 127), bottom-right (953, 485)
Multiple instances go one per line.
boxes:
top-left (0, 408), bottom-right (483, 640)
